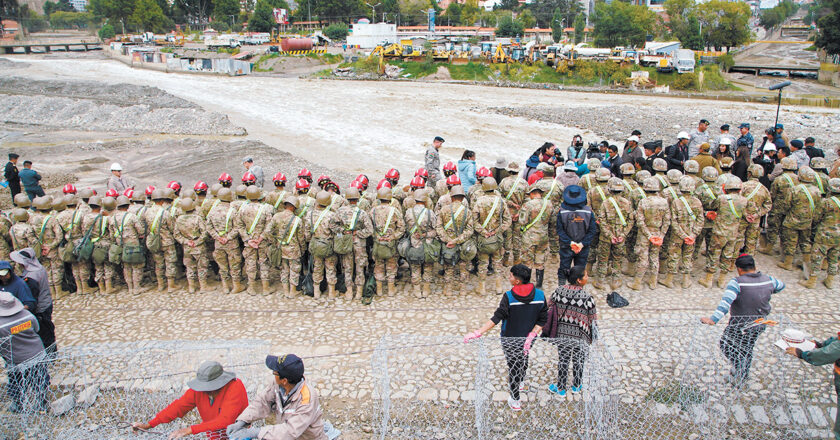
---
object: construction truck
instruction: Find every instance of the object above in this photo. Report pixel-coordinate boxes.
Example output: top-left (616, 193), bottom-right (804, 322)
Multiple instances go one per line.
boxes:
top-left (206, 35), bottom-right (241, 49)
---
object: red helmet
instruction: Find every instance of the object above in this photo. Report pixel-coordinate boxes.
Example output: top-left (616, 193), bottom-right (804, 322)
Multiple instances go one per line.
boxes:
top-left (298, 168), bottom-right (312, 179)
top-left (415, 168), bottom-right (429, 180)
top-left (194, 181), bottom-right (208, 193)
top-left (62, 183), bottom-right (77, 194)
top-left (242, 172), bottom-right (256, 184)
top-left (105, 188), bottom-right (118, 198)
top-left (410, 176), bottom-right (426, 189)
top-left (377, 179), bottom-right (392, 190)
top-left (90, 188), bottom-right (97, 195)
top-left (273, 172), bottom-right (287, 184)
top-left (356, 174), bottom-right (369, 190)
top-left (145, 185), bottom-right (155, 196)
top-left (446, 174), bottom-right (461, 186)
top-left (167, 181), bottom-right (181, 192)
top-left (385, 168), bottom-right (400, 182)
top-left (295, 179), bottom-right (310, 191)
top-left (350, 180), bottom-right (360, 189)
top-left (218, 173), bottom-right (232, 183)
top-left (476, 167), bottom-right (491, 178)
top-left (325, 181), bottom-right (340, 193)
top-left (443, 161), bottom-right (457, 172)
top-left (123, 188), bottom-right (134, 198)
top-left (317, 174), bottom-right (330, 185)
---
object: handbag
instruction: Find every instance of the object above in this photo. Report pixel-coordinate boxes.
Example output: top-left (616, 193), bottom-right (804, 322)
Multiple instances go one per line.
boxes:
top-left (423, 239), bottom-right (441, 264)
top-left (371, 206), bottom-right (398, 260)
top-left (108, 213), bottom-right (131, 265)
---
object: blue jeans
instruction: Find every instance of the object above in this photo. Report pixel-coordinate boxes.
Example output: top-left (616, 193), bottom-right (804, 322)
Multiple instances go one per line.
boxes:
top-left (557, 245), bottom-right (589, 284)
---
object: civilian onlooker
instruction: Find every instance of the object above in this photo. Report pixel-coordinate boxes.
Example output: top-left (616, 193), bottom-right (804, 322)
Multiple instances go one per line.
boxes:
top-left (701, 254), bottom-right (785, 387)
top-left (10, 249), bottom-right (55, 354)
top-left (713, 137), bottom-right (734, 160)
top-left (768, 146), bottom-right (791, 181)
top-left (633, 157), bottom-right (646, 172)
top-left (732, 145), bottom-right (750, 182)
top-left (18, 161), bottom-right (45, 201)
top-left (4, 153), bottom-right (21, 202)
top-left (785, 332), bottom-right (840, 440)
top-left (831, 147), bottom-right (840, 178)
top-left (711, 124), bottom-right (736, 153)
top-left (567, 135), bottom-right (586, 166)
top-left (457, 150), bottom-right (477, 193)
top-left (106, 163), bottom-right (134, 193)
top-left (690, 143), bottom-right (721, 175)
top-left (0, 260), bottom-right (36, 311)
top-left (0, 291), bottom-right (49, 412)
top-left (541, 265), bottom-right (597, 397)
top-left (736, 123), bottom-right (754, 156)
top-left (643, 141), bottom-right (664, 174)
top-left (492, 157), bottom-right (508, 183)
top-left (524, 143), bottom-right (556, 182)
top-left (665, 132), bottom-right (690, 172)
top-left (687, 119), bottom-right (711, 158)
top-left (242, 157), bottom-right (264, 188)
top-left (556, 185), bottom-right (598, 285)
top-left (602, 145), bottom-right (623, 176)
top-left (775, 123), bottom-right (790, 148)
top-left (804, 137), bottom-right (824, 159)
top-left (753, 143), bottom-right (776, 188)
top-left (621, 134), bottom-right (644, 165)
top-left (790, 139), bottom-right (809, 169)
top-left (463, 264), bottom-right (547, 411)
top-left (557, 161), bottom-right (580, 188)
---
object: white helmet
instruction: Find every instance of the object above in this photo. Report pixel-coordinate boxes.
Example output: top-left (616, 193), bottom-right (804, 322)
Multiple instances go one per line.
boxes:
top-left (677, 131), bottom-right (690, 140)
top-left (110, 162), bottom-right (123, 171)
top-left (720, 137), bottom-right (732, 146)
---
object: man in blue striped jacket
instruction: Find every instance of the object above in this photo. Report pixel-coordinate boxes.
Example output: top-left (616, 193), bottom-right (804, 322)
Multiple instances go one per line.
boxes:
top-left (701, 254), bottom-right (785, 387)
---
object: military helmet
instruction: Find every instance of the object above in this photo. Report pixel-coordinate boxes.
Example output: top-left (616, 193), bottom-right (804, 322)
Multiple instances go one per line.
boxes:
top-left (52, 197), bottom-right (66, 212)
top-left (376, 187), bottom-right (392, 201)
top-left (781, 156), bottom-right (798, 171)
top-left (115, 195), bottom-right (130, 207)
top-left (13, 193), bottom-right (31, 208)
top-left (643, 177), bottom-right (661, 192)
top-left (180, 198), bottom-right (196, 212)
top-left (619, 162), bottom-right (635, 176)
top-left (798, 166), bottom-right (816, 184)
top-left (414, 188), bottom-right (428, 203)
top-left (246, 186), bottom-right (262, 201)
top-left (596, 168), bottom-right (611, 182)
top-left (12, 208), bottom-right (29, 222)
top-left (284, 195), bottom-right (299, 209)
top-left (131, 191), bottom-right (145, 203)
top-left (828, 178), bottom-right (840, 194)
top-left (586, 158), bottom-right (601, 171)
top-left (151, 188), bottom-right (166, 201)
top-left (316, 190), bottom-right (332, 206)
top-left (235, 184), bottom-right (247, 199)
top-left (88, 195), bottom-right (102, 208)
top-left (678, 175), bottom-right (696, 193)
top-left (345, 187), bottom-right (360, 201)
top-left (180, 188), bottom-right (196, 200)
top-left (608, 177), bottom-right (624, 192)
top-left (652, 158), bottom-right (668, 172)
top-left (810, 157), bottom-right (828, 171)
top-left (162, 188), bottom-right (176, 200)
top-left (450, 185), bottom-right (465, 197)
top-left (217, 187), bottom-right (234, 202)
top-left (482, 177), bottom-right (498, 192)
top-left (748, 164), bottom-right (764, 178)
top-left (78, 188), bottom-right (94, 200)
top-left (102, 196), bottom-right (117, 211)
top-left (634, 170), bottom-right (651, 185)
top-left (684, 160), bottom-right (700, 174)
top-left (719, 157), bottom-right (734, 169)
top-left (64, 194), bottom-right (78, 207)
top-left (33, 196), bottom-right (53, 211)
top-left (210, 183), bottom-right (222, 197)
top-left (724, 176), bottom-right (742, 191)
top-left (666, 169), bottom-right (683, 184)
top-left (701, 166), bottom-right (719, 182)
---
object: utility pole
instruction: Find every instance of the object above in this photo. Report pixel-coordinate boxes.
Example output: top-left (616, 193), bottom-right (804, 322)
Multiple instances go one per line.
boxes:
top-left (365, 2), bottom-right (381, 22)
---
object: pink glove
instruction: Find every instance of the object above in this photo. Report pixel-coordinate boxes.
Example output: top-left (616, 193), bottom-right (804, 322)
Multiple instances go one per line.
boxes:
top-left (463, 331), bottom-right (482, 344)
top-left (523, 332), bottom-right (538, 356)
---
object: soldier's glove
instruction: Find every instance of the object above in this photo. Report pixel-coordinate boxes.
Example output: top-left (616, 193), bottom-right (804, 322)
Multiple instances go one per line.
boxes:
top-left (684, 237), bottom-right (695, 245)
top-left (229, 427), bottom-right (260, 440)
top-left (705, 211), bottom-right (717, 221)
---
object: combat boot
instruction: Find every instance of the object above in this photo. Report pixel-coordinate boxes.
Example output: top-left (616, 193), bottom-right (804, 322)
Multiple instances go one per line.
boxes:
top-left (502, 252), bottom-right (510, 266)
top-left (777, 256), bottom-right (794, 271)
top-left (199, 278), bottom-right (208, 293)
top-left (246, 280), bottom-right (257, 296)
top-left (646, 274), bottom-right (657, 290)
top-left (187, 278), bottom-right (196, 293)
top-left (698, 271), bottom-right (714, 288)
top-left (422, 282), bottom-right (431, 298)
top-left (97, 281), bottom-right (106, 295)
top-left (823, 275), bottom-right (835, 289)
top-left (220, 278), bottom-right (230, 294)
top-left (591, 277), bottom-right (607, 291)
top-left (262, 279), bottom-right (272, 296)
top-left (758, 238), bottom-right (774, 255)
top-left (414, 284), bottom-right (422, 299)
top-left (495, 276), bottom-right (503, 293)
top-left (156, 277), bottom-right (166, 292)
top-left (658, 273), bottom-right (674, 288)
top-left (716, 273), bottom-right (729, 289)
top-left (658, 263), bottom-right (667, 275)
top-left (622, 261), bottom-right (635, 276)
top-left (627, 274), bottom-right (643, 291)
top-left (681, 273), bottom-right (693, 289)
top-left (798, 275), bottom-right (818, 289)
top-left (376, 281), bottom-right (383, 297)
top-left (387, 282), bottom-right (396, 297)
top-left (231, 279), bottom-right (245, 294)
top-left (167, 278), bottom-right (177, 293)
top-left (610, 277), bottom-right (621, 291)
top-left (105, 279), bottom-right (114, 294)
top-left (75, 276), bottom-right (85, 295)
top-left (535, 270), bottom-right (544, 289)
top-left (477, 280), bottom-right (486, 295)
top-left (327, 284), bottom-right (335, 299)
top-left (313, 283), bottom-right (322, 299)
top-left (585, 262), bottom-right (593, 275)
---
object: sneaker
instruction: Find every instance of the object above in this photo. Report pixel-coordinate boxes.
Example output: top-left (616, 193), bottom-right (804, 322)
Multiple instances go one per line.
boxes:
top-left (548, 383), bottom-right (566, 397)
top-left (507, 396), bottom-right (521, 411)
top-left (519, 382), bottom-right (528, 392)
top-left (570, 385), bottom-right (582, 394)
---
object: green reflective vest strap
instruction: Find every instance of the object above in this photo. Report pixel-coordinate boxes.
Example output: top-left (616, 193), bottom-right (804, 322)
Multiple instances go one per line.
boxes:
top-left (607, 197), bottom-right (626, 226)
top-left (410, 207), bottom-right (428, 235)
top-left (113, 212), bottom-right (128, 239)
top-left (273, 191), bottom-right (287, 210)
top-left (522, 198), bottom-right (549, 233)
top-left (656, 175), bottom-right (668, 190)
top-left (621, 179), bottom-right (633, 192)
top-left (815, 176), bottom-right (825, 194)
top-left (444, 205), bottom-right (465, 230)
top-left (799, 185), bottom-right (815, 213)
top-left (636, 187), bottom-right (646, 199)
top-left (38, 214), bottom-right (53, 244)
top-left (505, 178), bottom-right (523, 201)
top-left (595, 185), bottom-right (607, 202)
top-left (206, 199), bottom-right (220, 220)
top-left (830, 196), bottom-right (840, 212)
top-left (726, 196), bottom-right (741, 219)
top-left (348, 207), bottom-right (360, 232)
top-left (679, 196), bottom-right (696, 221)
top-left (545, 179), bottom-right (558, 200)
top-left (169, 199), bottom-right (180, 216)
top-left (150, 209), bottom-right (165, 235)
top-left (312, 206), bottom-right (331, 234)
top-left (64, 208), bottom-right (81, 232)
top-left (666, 187), bottom-right (678, 200)
top-left (137, 206), bottom-right (148, 221)
top-left (379, 206), bottom-right (396, 236)
top-left (783, 173), bottom-right (795, 189)
top-left (282, 217), bottom-right (301, 245)
top-left (238, 200), bottom-right (250, 213)
top-left (745, 183), bottom-right (762, 201)
top-left (701, 184), bottom-right (717, 201)
top-left (481, 197), bottom-right (501, 229)
top-left (222, 206), bottom-right (235, 236)
top-left (91, 216), bottom-right (107, 243)
top-left (248, 204), bottom-right (267, 236)
top-left (297, 200), bottom-right (311, 219)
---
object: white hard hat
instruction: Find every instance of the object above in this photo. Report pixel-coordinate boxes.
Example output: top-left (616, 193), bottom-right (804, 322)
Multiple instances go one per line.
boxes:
top-left (677, 131), bottom-right (690, 140)
top-left (763, 144), bottom-right (777, 152)
top-left (110, 163), bottom-right (123, 171)
top-left (627, 135), bottom-right (640, 143)
top-left (720, 137), bottom-right (732, 146)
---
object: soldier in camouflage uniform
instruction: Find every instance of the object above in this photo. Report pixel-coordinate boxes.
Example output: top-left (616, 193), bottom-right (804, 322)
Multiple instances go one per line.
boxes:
top-left (622, 168), bottom-right (649, 275)
top-left (54, 195), bottom-right (84, 297)
top-left (472, 177), bottom-right (512, 294)
top-left (517, 186), bottom-right (555, 289)
top-left (657, 169), bottom-right (683, 274)
top-left (578, 158), bottom-right (601, 191)
top-left (403, 189), bottom-right (436, 298)
top-left (592, 178), bottom-right (634, 291)
top-left (628, 177), bottom-right (670, 291)
top-left (530, 162), bottom-right (564, 258)
top-left (777, 167), bottom-right (822, 272)
top-left (652, 158), bottom-right (670, 187)
top-left (403, 177), bottom-right (426, 212)
top-left (237, 186), bottom-right (274, 295)
top-left (0, 207), bottom-right (11, 264)
top-left (232, 184), bottom-right (248, 211)
top-left (30, 196), bottom-right (63, 298)
top-left (467, 167), bottom-right (492, 205)
top-left (739, 164), bottom-right (773, 255)
top-left (84, 196), bottom-right (117, 294)
top-left (693, 167), bottom-right (722, 262)
top-left (684, 159), bottom-right (703, 189)
top-left (306, 190), bottom-right (339, 299)
top-left (324, 181), bottom-right (346, 210)
top-left (294, 179), bottom-right (316, 219)
top-left (9, 209), bottom-right (36, 276)
top-left (699, 177), bottom-right (758, 288)
top-left (143, 189), bottom-right (178, 293)
top-left (663, 176), bottom-right (704, 289)
top-left (498, 166), bottom-right (527, 265)
top-left (111, 195), bottom-right (144, 295)
top-left (372, 187), bottom-right (405, 296)
top-left (811, 157), bottom-right (831, 197)
top-left (265, 196), bottom-right (305, 298)
top-left (266, 173), bottom-right (289, 211)
top-left (800, 178), bottom-right (840, 289)
top-left (435, 174), bottom-right (463, 214)
top-left (331, 187), bottom-right (374, 300)
top-left (435, 185), bottom-right (473, 296)
top-left (585, 168), bottom-right (612, 273)
top-left (207, 188), bottom-right (243, 294)
top-left (174, 198), bottom-right (210, 294)
top-left (435, 162), bottom-right (458, 205)
top-left (385, 169), bottom-right (407, 205)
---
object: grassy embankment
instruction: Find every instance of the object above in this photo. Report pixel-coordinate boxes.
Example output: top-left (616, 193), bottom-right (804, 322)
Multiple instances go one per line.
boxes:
top-left (253, 52), bottom-right (344, 72)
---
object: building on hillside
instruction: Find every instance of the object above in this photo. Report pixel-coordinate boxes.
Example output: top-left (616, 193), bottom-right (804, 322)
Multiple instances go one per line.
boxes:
top-left (70, 0), bottom-right (87, 11)
top-left (524, 28), bottom-right (552, 42)
top-left (397, 25), bottom-right (496, 40)
top-left (347, 22), bottom-right (398, 48)
top-left (294, 20), bottom-right (324, 31)
top-left (630, 0), bottom-right (666, 12)
top-left (480, 0), bottom-right (502, 10)
top-left (644, 41), bottom-right (681, 55)
top-left (1, 20), bottom-right (20, 39)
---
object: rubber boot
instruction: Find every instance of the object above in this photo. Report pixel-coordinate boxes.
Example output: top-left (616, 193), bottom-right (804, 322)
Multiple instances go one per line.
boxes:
top-left (658, 273), bottom-right (674, 288)
top-left (591, 277), bottom-right (607, 290)
top-left (477, 280), bottom-right (486, 295)
top-left (535, 269), bottom-right (544, 289)
top-left (798, 275), bottom-right (818, 289)
top-left (622, 262), bottom-right (635, 276)
top-left (627, 274), bottom-right (643, 291)
top-left (232, 280), bottom-right (245, 294)
top-left (376, 281), bottom-right (383, 297)
top-left (262, 280), bottom-right (272, 296)
top-left (220, 278), bottom-right (230, 294)
top-left (777, 255), bottom-right (794, 271)
top-left (422, 282), bottom-right (431, 299)
top-left (387, 282), bottom-right (396, 297)
top-left (187, 278), bottom-right (196, 294)
top-left (327, 284), bottom-right (336, 299)
top-left (716, 273), bottom-right (729, 289)
top-left (199, 278), bottom-right (208, 293)
top-left (156, 277), bottom-right (166, 293)
top-left (823, 275), bottom-right (835, 289)
top-left (681, 273), bottom-right (693, 289)
top-left (698, 271), bottom-right (714, 288)
top-left (646, 274), bottom-right (657, 290)
top-left (167, 278), bottom-right (177, 293)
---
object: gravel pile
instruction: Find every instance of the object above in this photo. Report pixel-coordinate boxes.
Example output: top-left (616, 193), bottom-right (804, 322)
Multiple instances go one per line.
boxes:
top-left (0, 76), bottom-right (197, 109)
top-left (0, 58), bottom-right (28, 69)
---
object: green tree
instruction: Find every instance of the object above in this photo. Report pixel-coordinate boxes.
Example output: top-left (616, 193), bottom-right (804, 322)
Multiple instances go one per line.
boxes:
top-left (519, 8), bottom-right (535, 28)
top-left (397, 0), bottom-right (430, 25)
top-left (173, 0), bottom-right (213, 27)
top-left (89, 0), bottom-right (135, 31)
top-left (497, 0), bottom-right (519, 10)
top-left (323, 22), bottom-right (348, 40)
top-left (248, 0), bottom-right (275, 31)
top-left (573, 12), bottom-right (585, 44)
top-left (44, 0), bottom-right (74, 15)
top-left (592, 1), bottom-right (655, 47)
top-left (815, 0), bottom-right (840, 55)
top-left (461, 0), bottom-right (480, 25)
top-left (129, 0), bottom-right (168, 31)
top-left (680, 15), bottom-right (704, 50)
top-left (495, 13), bottom-right (524, 37)
top-left (699, 0), bottom-right (751, 50)
top-left (550, 7), bottom-right (563, 42)
top-left (49, 10), bottom-right (94, 28)
top-left (315, 0), bottom-right (365, 20)
top-left (444, 1), bottom-right (460, 25)
top-left (529, 0), bottom-right (580, 28)
top-left (98, 22), bottom-right (115, 38)
top-left (213, 0), bottom-right (238, 26)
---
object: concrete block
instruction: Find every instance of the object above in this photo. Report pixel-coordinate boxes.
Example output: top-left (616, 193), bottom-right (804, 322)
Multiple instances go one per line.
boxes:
top-left (750, 405), bottom-right (770, 424)
top-left (731, 405), bottom-right (747, 424)
top-left (771, 406), bottom-right (791, 425)
top-left (51, 394), bottom-right (75, 416)
top-left (808, 406), bottom-right (828, 427)
top-left (77, 385), bottom-right (100, 408)
top-left (789, 405), bottom-right (809, 425)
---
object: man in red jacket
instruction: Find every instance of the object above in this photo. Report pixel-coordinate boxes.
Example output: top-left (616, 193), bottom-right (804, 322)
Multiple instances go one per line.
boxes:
top-left (132, 361), bottom-right (248, 439)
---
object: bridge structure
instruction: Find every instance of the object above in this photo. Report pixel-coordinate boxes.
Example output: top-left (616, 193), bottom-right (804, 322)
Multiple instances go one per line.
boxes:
top-left (730, 63), bottom-right (820, 76)
top-left (0, 39), bottom-right (102, 54)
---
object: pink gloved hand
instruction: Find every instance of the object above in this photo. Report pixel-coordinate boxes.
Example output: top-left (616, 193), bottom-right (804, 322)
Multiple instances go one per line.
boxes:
top-left (463, 331), bottom-right (482, 344)
top-left (523, 332), bottom-right (538, 356)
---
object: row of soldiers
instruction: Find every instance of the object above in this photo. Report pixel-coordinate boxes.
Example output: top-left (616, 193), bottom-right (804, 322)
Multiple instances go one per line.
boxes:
top-left (2, 154), bottom-right (838, 301)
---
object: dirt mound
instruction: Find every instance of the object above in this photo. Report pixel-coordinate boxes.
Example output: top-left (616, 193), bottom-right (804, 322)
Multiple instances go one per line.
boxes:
top-left (427, 66), bottom-right (452, 81)
top-left (0, 58), bottom-right (29, 69)
top-left (0, 76), bottom-right (196, 109)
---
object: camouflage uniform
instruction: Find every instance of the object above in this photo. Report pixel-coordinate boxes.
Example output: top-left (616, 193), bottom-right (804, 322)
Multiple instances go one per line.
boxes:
top-left (371, 202), bottom-right (405, 285)
top-left (237, 201), bottom-right (274, 293)
top-left (594, 193), bottom-right (634, 288)
top-left (0, 214), bottom-right (12, 263)
top-left (435, 198), bottom-right (473, 294)
top-left (331, 203), bottom-right (374, 297)
top-left (81, 212), bottom-right (116, 288)
top-left (781, 183), bottom-right (822, 258)
top-left (306, 201), bottom-right (339, 294)
top-left (265, 189), bottom-right (289, 211)
top-left (585, 180), bottom-right (610, 268)
top-left (517, 195), bottom-right (555, 272)
top-left (472, 190), bottom-right (512, 290)
top-left (206, 201), bottom-right (243, 292)
top-left (295, 195), bottom-right (316, 218)
top-left (110, 209), bottom-right (144, 294)
top-left (624, 178), bottom-right (647, 265)
top-left (766, 171), bottom-right (799, 251)
top-left (740, 178), bottom-right (772, 255)
top-left (29, 209), bottom-right (63, 293)
top-left (265, 207), bottom-right (306, 297)
top-left (10, 216), bottom-right (37, 255)
top-left (358, 190), bottom-right (376, 213)
top-left (809, 192), bottom-right (840, 282)
top-left (631, 186), bottom-right (670, 288)
top-left (705, 191), bottom-right (756, 279)
top-left (403, 203), bottom-right (437, 296)
top-left (666, 192), bottom-right (704, 277)
top-left (142, 204), bottom-right (178, 290)
top-left (693, 181), bottom-right (723, 261)
top-left (529, 176), bottom-right (564, 255)
top-left (55, 205), bottom-right (85, 292)
top-left (174, 210), bottom-right (210, 290)
top-left (498, 175), bottom-right (527, 265)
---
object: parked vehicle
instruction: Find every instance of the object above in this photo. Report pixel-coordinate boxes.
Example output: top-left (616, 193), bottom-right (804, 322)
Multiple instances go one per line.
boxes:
top-left (675, 49), bottom-right (695, 74)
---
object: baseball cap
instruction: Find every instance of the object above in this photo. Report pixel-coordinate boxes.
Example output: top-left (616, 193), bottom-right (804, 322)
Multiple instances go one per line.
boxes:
top-left (0, 261), bottom-right (11, 275)
top-left (720, 124), bottom-right (730, 131)
top-left (700, 119), bottom-right (710, 125)
top-left (739, 123), bottom-right (750, 129)
top-left (265, 353), bottom-right (304, 383)
top-left (775, 123), bottom-right (784, 129)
